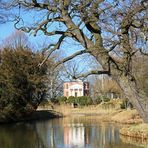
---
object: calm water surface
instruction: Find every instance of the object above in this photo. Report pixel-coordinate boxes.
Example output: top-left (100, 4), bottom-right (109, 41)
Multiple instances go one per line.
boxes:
top-left (0, 116), bottom-right (146, 148)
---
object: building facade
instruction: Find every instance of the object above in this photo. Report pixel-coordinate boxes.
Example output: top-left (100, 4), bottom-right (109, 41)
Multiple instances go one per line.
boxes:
top-left (63, 80), bottom-right (89, 97)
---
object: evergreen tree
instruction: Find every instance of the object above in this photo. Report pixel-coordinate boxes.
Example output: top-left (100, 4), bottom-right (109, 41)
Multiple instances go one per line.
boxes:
top-left (0, 47), bottom-right (48, 122)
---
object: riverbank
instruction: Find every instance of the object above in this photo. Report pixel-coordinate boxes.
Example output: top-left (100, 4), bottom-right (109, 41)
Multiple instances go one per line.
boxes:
top-left (38, 104), bottom-right (142, 124)
top-left (38, 103), bottom-right (148, 140)
top-left (24, 110), bottom-right (63, 121)
top-left (0, 110), bottom-right (63, 123)
top-left (120, 123), bottom-right (148, 139)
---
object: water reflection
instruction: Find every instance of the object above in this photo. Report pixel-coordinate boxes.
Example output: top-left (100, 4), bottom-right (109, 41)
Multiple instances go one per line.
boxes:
top-left (0, 116), bottom-right (145, 148)
top-left (0, 123), bottom-right (45, 148)
top-left (64, 124), bottom-right (85, 147)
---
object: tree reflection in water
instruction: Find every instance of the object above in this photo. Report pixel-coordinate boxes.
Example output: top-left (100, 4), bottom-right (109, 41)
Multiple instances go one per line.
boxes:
top-left (0, 122), bottom-right (45, 148)
top-left (0, 116), bottom-right (145, 148)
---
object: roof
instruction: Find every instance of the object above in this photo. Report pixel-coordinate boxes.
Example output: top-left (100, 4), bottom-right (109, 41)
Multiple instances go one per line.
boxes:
top-left (64, 79), bottom-right (89, 83)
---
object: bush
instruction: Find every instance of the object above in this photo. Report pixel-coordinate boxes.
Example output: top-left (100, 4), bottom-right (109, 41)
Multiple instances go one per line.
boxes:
top-left (0, 47), bottom-right (48, 121)
top-left (66, 96), bottom-right (76, 104)
top-left (95, 96), bottom-right (110, 104)
top-left (77, 96), bottom-right (93, 106)
top-left (95, 96), bottom-right (102, 104)
top-left (120, 98), bottom-right (133, 109)
top-left (50, 98), bottom-right (59, 104)
top-left (66, 96), bottom-right (92, 106)
top-left (103, 97), bottom-right (110, 102)
top-left (58, 96), bottom-right (67, 104)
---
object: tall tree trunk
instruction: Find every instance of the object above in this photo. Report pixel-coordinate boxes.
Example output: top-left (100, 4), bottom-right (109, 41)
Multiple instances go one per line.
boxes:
top-left (118, 76), bottom-right (148, 123)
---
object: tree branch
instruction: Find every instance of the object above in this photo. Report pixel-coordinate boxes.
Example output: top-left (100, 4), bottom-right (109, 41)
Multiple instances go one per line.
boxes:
top-left (139, 48), bottom-right (148, 56)
top-left (39, 35), bottom-right (66, 67)
top-left (54, 50), bottom-right (90, 68)
top-left (74, 70), bottom-right (110, 79)
top-left (20, 0), bottom-right (58, 12)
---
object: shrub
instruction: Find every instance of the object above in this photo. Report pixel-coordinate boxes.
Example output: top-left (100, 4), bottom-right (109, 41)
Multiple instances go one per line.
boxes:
top-left (103, 97), bottom-right (110, 102)
top-left (58, 96), bottom-right (67, 104)
top-left (66, 96), bottom-right (76, 104)
top-left (95, 96), bottom-right (102, 104)
top-left (50, 98), bottom-right (59, 104)
top-left (95, 96), bottom-right (110, 103)
top-left (120, 98), bottom-right (133, 109)
top-left (76, 96), bottom-right (93, 106)
top-left (0, 47), bottom-right (48, 121)
top-left (65, 96), bottom-right (93, 107)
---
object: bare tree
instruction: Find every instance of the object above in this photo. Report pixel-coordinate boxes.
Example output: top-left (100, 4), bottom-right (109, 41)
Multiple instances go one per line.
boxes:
top-left (1, 30), bottom-right (29, 49)
top-left (47, 63), bottom-right (64, 100)
top-left (0, 0), bottom-right (148, 122)
top-left (93, 77), bottom-right (122, 99)
top-left (63, 58), bottom-right (88, 81)
top-left (133, 54), bottom-right (148, 97)
top-left (0, 12), bottom-right (8, 24)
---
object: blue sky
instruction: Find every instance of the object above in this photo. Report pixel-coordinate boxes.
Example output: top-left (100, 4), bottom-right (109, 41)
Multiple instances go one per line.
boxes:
top-left (0, 21), bottom-right (36, 46)
top-left (0, 5), bottom-right (102, 82)
top-left (0, 22), bottom-right (14, 42)
top-left (0, 15), bottom-right (94, 66)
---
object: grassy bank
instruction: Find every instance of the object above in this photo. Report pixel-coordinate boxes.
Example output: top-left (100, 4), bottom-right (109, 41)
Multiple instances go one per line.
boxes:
top-left (120, 134), bottom-right (148, 148)
top-left (111, 110), bottom-right (142, 124)
top-left (38, 100), bottom-right (143, 124)
top-left (120, 123), bottom-right (148, 139)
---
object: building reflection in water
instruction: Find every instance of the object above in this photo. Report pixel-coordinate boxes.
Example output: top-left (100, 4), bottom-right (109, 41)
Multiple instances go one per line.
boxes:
top-left (64, 123), bottom-right (85, 147)
top-left (63, 122), bottom-right (120, 148)
top-left (34, 117), bottom-right (141, 148)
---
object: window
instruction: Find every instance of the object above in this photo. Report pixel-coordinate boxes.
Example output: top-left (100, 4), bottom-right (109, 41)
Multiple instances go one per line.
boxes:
top-left (66, 84), bottom-right (68, 89)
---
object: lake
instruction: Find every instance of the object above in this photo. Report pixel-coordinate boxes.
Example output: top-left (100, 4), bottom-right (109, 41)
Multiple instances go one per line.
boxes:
top-left (0, 116), bottom-right (146, 148)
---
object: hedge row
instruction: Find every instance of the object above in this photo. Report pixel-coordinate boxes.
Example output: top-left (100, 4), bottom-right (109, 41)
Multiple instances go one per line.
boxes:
top-left (58, 96), bottom-right (93, 106)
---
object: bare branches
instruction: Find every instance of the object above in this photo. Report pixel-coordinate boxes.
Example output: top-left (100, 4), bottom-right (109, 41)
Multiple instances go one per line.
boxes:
top-left (14, 17), bottom-right (35, 33)
top-left (1, 0), bottom-right (147, 79)
top-left (139, 48), bottom-right (148, 56)
top-left (75, 70), bottom-right (110, 79)
top-left (33, 16), bottom-right (65, 36)
top-left (39, 34), bottom-right (66, 66)
top-left (0, 12), bottom-right (8, 23)
top-left (60, 0), bottom-right (93, 48)
top-left (118, 1), bottom-right (148, 76)
top-left (19, 0), bottom-right (58, 12)
top-left (54, 49), bottom-right (90, 68)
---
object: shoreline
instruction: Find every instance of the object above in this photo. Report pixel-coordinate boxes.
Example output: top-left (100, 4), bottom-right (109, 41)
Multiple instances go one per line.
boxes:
top-left (38, 104), bottom-right (148, 140)
top-left (0, 110), bottom-right (63, 124)
top-left (120, 124), bottom-right (148, 140)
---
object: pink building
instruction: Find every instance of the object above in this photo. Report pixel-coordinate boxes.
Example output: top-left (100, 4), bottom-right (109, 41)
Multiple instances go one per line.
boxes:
top-left (63, 80), bottom-right (89, 97)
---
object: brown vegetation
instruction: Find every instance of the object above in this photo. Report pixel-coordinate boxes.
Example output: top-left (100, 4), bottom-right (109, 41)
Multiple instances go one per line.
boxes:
top-left (111, 110), bottom-right (142, 124)
top-left (120, 135), bottom-right (148, 148)
top-left (38, 99), bottom-right (142, 124)
top-left (120, 124), bottom-right (148, 139)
